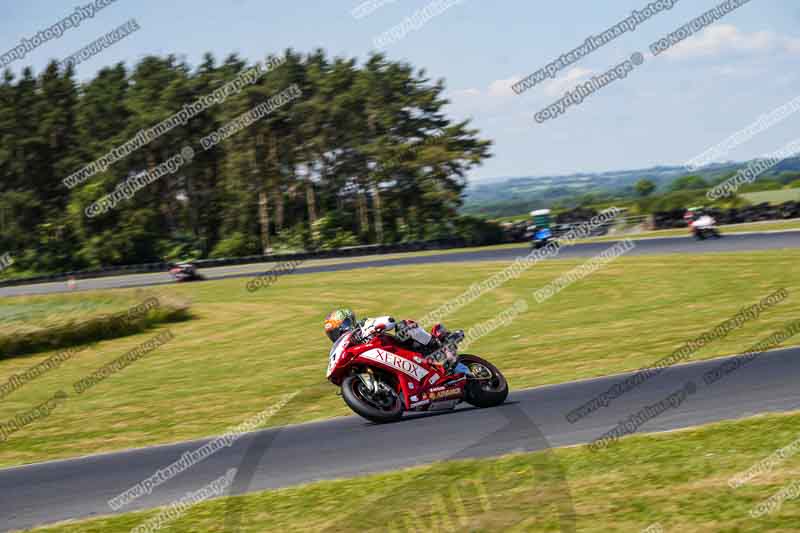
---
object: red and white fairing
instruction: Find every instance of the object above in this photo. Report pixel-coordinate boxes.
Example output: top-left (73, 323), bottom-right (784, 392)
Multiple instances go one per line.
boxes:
top-left (326, 329), bottom-right (465, 411)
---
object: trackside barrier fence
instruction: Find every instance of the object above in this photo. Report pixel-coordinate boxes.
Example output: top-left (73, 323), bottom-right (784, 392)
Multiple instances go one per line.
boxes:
top-left (0, 239), bottom-right (469, 288)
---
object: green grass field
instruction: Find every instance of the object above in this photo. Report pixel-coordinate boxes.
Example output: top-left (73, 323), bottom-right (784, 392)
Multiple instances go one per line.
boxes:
top-left (0, 249), bottom-right (797, 468)
top-left (0, 290), bottom-right (191, 358)
top-left (740, 190), bottom-right (800, 205)
top-left (27, 410), bottom-right (800, 532)
top-left (589, 218), bottom-right (800, 242)
top-left (0, 290), bottom-right (165, 332)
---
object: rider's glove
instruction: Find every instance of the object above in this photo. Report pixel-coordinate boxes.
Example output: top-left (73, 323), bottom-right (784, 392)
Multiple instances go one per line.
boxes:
top-left (431, 323), bottom-right (449, 341)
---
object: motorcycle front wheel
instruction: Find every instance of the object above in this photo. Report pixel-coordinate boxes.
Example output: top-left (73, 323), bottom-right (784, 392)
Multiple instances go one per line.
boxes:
top-left (341, 375), bottom-right (404, 423)
top-left (460, 354), bottom-right (509, 408)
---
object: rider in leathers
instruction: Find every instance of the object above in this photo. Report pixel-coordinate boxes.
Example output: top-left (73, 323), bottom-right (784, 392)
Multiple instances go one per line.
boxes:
top-left (324, 308), bottom-right (471, 376)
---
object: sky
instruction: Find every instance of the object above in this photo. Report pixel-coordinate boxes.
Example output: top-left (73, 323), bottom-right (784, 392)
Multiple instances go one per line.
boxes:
top-left (1, 0), bottom-right (798, 182)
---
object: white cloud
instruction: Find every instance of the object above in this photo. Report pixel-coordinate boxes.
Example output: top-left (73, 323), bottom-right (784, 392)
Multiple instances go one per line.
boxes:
top-left (448, 67), bottom-right (594, 116)
top-left (480, 68), bottom-right (594, 100)
top-left (665, 24), bottom-right (800, 60)
top-left (487, 76), bottom-right (521, 98)
top-left (540, 67), bottom-right (594, 97)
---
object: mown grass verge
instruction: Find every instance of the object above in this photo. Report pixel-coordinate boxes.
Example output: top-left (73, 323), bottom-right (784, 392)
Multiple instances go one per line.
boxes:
top-left (0, 292), bottom-right (192, 359)
top-left (0, 249), bottom-right (797, 467)
top-left (26, 410), bottom-right (800, 532)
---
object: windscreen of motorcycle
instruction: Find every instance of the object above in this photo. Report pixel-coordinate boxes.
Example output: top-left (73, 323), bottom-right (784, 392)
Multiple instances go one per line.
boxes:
top-left (327, 331), bottom-right (352, 377)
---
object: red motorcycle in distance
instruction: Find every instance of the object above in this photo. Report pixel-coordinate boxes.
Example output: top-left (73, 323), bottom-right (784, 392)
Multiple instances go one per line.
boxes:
top-left (168, 262), bottom-right (204, 282)
top-left (326, 328), bottom-right (509, 423)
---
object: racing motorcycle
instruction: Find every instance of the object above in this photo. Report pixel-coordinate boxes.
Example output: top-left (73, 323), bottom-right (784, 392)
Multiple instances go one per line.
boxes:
top-left (169, 262), bottom-right (204, 282)
top-left (528, 208), bottom-right (554, 249)
top-left (529, 226), bottom-right (553, 249)
top-left (690, 215), bottom-right (722, 240)
top-left (326, 323), bottom-right (509, 423)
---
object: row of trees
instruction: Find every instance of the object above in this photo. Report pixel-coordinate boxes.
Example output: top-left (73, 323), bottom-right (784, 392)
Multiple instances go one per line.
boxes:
top-left (0, 49), bottom-right (492, 275)
top-left (630, 171), bottom-right (800, 212)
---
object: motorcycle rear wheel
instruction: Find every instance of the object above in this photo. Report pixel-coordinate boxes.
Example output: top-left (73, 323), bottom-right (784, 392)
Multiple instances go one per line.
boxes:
top-left (341, 375), bottom-right (404, 423)
top-left (460, 354), bottom-right (509, 408)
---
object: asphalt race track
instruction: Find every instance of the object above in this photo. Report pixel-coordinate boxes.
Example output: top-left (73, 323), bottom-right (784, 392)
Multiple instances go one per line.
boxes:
top-left (0, 230), bottom-right (798, 530)
top-left (1, 230), bottom-right (799, 297)
top-left (2, 347), bottom-right (799, 531)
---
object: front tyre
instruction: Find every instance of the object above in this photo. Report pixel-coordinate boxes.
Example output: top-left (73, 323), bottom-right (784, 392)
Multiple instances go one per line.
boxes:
top-left (460, 354), bottom-right (509, 408)
top-left (341, 375), bottom-right (403, 423)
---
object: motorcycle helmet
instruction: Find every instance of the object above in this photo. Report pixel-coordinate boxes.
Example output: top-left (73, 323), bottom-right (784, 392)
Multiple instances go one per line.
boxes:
top-left (324, 308), bottom-right (357, 343)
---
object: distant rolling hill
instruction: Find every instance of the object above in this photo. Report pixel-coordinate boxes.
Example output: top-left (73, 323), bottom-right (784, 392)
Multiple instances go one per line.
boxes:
top-left (463, 157), bottom-right (800, 218)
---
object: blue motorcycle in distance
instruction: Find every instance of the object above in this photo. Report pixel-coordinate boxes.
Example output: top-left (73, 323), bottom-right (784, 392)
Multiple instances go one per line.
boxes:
top-left (529, 209), bottom-right (554, 249)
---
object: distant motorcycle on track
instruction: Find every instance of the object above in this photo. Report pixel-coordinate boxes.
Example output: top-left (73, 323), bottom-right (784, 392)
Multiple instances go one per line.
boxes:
top-left (528, 208), bottom-right (554, 249)
top-left (685, 208), bottom-right (722, 240)
top-left (169, 262), bottom-right (204, 282)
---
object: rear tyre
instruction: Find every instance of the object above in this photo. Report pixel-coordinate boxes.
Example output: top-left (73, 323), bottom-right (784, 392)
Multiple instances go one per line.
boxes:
top-left (341, 375), bottom-right (403, 423)
top-left (460, 354), bottom-right (509, 408)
